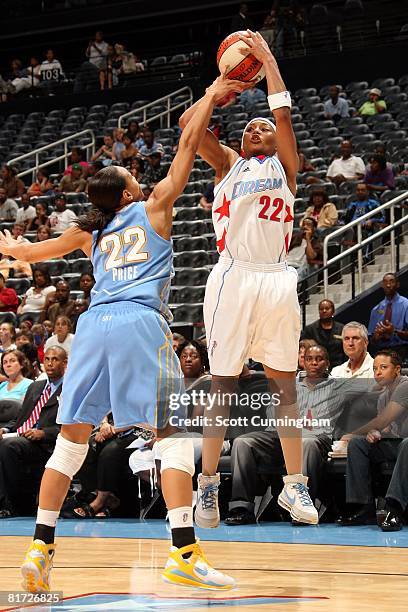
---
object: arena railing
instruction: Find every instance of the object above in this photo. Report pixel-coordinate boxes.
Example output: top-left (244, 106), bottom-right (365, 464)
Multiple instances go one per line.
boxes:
top-left (118, 86), bottom-right (193, 129)
top-left (8, 129), bottom-right (96, 183)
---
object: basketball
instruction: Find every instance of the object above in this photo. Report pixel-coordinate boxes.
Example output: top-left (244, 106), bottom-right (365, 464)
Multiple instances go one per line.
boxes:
top-left (217, 31), bottom-right (266, 83)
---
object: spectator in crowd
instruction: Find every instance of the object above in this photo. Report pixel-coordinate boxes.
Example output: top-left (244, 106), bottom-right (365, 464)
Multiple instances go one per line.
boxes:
top-left (112, 128), bottom-right (125, 161)
top-left (41, 280), bottom-right (74, 325)
top-left (36, 225), bottom-right (52, 242)
top-left (127, 120), bottom-right (143, 147)
top-left (324, 85), bottom-right (349, 121)
top-left (42, 320), bottom-right (53, 338)
top-left (260, 9), bottom-right (277, 50)
top-left (0, 346), bottom-right (67, 518)
top-left (227, 138), bottom-right (241, 155)
top-left (338, 350), bottom-right (407, 527)
top-left (239, 86), bottom-right (266, 111)
top-left (224, 344), bottom-right (341, 525)
top-left (142, 152), bottom-right (166, 185)
top-left (0, 323), bottom-right (16, 353)
top-left (28, 202), bottom-right (50, 232)
top-left (128, 157), bottom-right (144, 181)
top-left (368, 273), bottom-right (408, 363)
top-left (49, 194), bottom-right (77, 231)
top-left (1, 166), bottom-right (25, 199)
top-left (231, 3), bottom-right (254, 31)
top-left (0, 187), bottom-right (18, 221)
top-left (297, 217), bottom-right (323, 281)
top-left (38, 49), bottom-right (64, 90)
top-left (18, 265), bottom-right (55, 316)
top-left (0, 349), bottom-right (32, 402)
top-left (331, 322), bottom-right (374, 378)
top-left (172, 332), bottom-right (186, 352)
top-left (302, 299), bottom-right (345, 368)
top-left (59, 164), bottom-right (87, 193)
top-left (326, 141), bottom-right (365, 186)
top-left (300, 189), bottom-right (338, 229)
top-left (100, 44), bottom-right (122, 90)
top-left (121, 132), bottom-right (139, 163)
top-left (298, 338), bottom-right (317, 372)
top-left (298, 146), bottom-right (316, 173)
top-left (364, 155), bottom-right (395, 194)
top-left (358, 88), bottom-right (387, 117)
top-left (114, 44), bottom-right (140, 75)
top-left (31, 323), bottom-right (46, 364)
top-left (344, 183), bottom-right (384, 225)
top-left (64, 148), bottom-right (89, 176)
top-left (70, 299), bottom-right (89, 332)
top-left (199, 184), bottom-right (214, 211)
top-left (79, 273), bottom-right (95, 304)
top-left (286, 231), bottom-right (307, 274)
top-left (91, 134), bottom-right (114, 164)
top-left (10, 58), bottom-right (40, 93)
top-left (27, 169), bottom-right (54, 198)
top-left (138, 129), bottom-right (164, 158)
top-left (0, 273), bottom-right (18, 313)
top-left (15, 193), bottom-right (36, 229)
top-left (371, 142), bottom-right (393, 171)
top-left (11, 223), bottom-right (28, 242)
top-left (86, 31), bottom-right (108, 71)
top-left (15, 331), bottom-right (34, 352)
top-left (44, 315), bottom-right (74, 356)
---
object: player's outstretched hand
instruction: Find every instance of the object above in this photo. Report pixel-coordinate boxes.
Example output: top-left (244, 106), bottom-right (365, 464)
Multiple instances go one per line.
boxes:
top-left (206, 73), bottom-right (251, 104)
top-left (0, 229), bottom-right (23, 257)
top-left (239, 29), bottom-right (274, 64)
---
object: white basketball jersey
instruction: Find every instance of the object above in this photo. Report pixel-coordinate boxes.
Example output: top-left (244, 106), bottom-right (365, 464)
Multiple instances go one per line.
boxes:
top-left (212, 155), bottom-right (295, 264)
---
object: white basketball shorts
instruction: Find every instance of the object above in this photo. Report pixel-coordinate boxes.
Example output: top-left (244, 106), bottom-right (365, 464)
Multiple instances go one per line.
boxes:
top-left (204, 259), bottom-right (301, 376)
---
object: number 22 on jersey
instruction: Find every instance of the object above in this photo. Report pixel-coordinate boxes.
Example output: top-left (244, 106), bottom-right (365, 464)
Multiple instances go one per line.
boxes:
top-left (100, 226), bottom-right (148, 270)
top-left (258, 196), bottom-right (294, 223)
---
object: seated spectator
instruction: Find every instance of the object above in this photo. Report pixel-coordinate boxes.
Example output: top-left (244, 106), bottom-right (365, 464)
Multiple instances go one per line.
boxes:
top-left (15, 331), bottom-right (34, 352)
top-left (199, 183), bottom-right (214, 211)
top-left (31, 323), bottom-right (46, 364)
top-left (0, 187), bottom-right (18, 221)
top-left (28, 203), bottom-right (50, 232)
top-left (0, 349), bottom-right (32, 402)
top-left (301, 299), bottom-right (345, 368)
top-left (114, 44), bottom-right (138, 75)
top-left (326, 140), bottom-right (365, 186)
top-left (358, 88), bottom-right (386, 117)
top-left (36, 224), bottom-right (52, 242)
top-left (99, 44), bottom-right (122, 90)
top-left (324, 85), bottom-right (349, 121)
top-left (59, 164), bottom-right (87, 193)
top-left (27, 169), bottom-right (54, 198)
top-left (364, 155), bottom-right (395, 194)
top-left (64, 147), bottom-right (89, 176)
top-left (10, 58), bottom-right (40, 93)
top-left (239, 85), bottom-right (266, 111)
top-left (344, 183), bottom-right (384, 225)
top-left (0, 347), bottom-right (66, 518)
top-left (1, 165), bottom-right (25, 199)
top-left (0, 323), bottom-right (17, 353)
top-left (368, 273), bottom-right (408, 363)
top-left (127, 120), bottom-right (143, 147)
top-left (70, 299), bottom-right (89, 332)
top-left (300, 190), bottom-right (338, 229)
top-left (49, 194), bottom-right (77, 231)
top-left (91, 134), bottom-right (114, 164)
top-left (38, 49), bottom-right (64, 91)
top-left (18, 264), bottom-right (55, 316)
top-left (0, 273), bottom-right (18, 313)
top-left (121, 132), bottom-right (139, 163)
top-left (128, 157), bottom-right (144, 181)
top-left (338, 350), bottom-right (407, 528)
top-left (15, 193), bottom-right (36, 229)
top-left (11, 223), bottom-right (28, 242)
top-left (133, 54), bottom-right (145, 73)
top-left (298, 146), bottom-right (316, 173)
top-left (41, 280), bottom-right (74, 325)
top-left (286, 231), bottom-right (307, 273)
top-left (298, 338), bottom-right (317, 373)
top-left (331, 322), bottom-right (374, 378)
top-left (79, 272), bottom-right (95, 304)
top-left (297, 217), bottom-right (323, 280)
top-left (142, 152), bottom-right (165, 185)
top-left (44, 315), bottom-right (74, 355)
top-left (138, 128), bottom-right (164, 158)
top-left (172, 332), bottom-right (186, 352)
top-left (112, 128), bottom-right (125, 161)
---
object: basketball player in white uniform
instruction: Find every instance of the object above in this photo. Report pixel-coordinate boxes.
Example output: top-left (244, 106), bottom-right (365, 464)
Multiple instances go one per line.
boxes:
top-left (179, 31), bottom-right (318, 526)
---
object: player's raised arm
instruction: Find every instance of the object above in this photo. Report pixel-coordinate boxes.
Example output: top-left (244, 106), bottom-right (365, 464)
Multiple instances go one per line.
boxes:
top-left (146, 76), bottom-right (244, 239)
top-left (0, 225), bottom-right (92, 263)
top-left (240, 30), bottom-right (298, 195)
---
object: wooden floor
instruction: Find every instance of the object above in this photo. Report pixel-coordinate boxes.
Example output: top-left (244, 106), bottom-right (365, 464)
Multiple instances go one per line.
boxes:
top-left (1, 536), bottom-right (408, 611)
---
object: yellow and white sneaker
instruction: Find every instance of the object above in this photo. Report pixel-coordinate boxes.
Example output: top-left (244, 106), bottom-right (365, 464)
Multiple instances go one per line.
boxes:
top-left (21, 539), bottom-right (56, 593)
top-left (162, 540), bottom-right (235, 590)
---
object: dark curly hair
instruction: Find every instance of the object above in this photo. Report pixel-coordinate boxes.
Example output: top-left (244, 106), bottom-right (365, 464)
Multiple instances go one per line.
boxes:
top-left (177, 339), bottom-right (209, 373)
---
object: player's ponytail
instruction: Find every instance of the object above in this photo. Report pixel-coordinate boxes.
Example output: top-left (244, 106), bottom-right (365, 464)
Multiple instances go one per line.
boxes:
top-left (76, 166), bottom-right (127, 241)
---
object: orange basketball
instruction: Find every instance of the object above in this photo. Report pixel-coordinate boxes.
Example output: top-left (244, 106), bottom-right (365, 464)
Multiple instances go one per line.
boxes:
top-left (217, 31), bottom-right (265, 83)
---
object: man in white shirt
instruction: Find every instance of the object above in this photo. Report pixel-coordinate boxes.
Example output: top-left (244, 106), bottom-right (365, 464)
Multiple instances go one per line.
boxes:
top-left (324, 86), bottom-right (350, 121)
top-left (326, 140), bottom-right (365, 187)
top-left (0, 188), bottom-right (18, 221)
top-left (39, 50), bottom-right (64, 89)
top-left (49, 194), bottom-right (77, 232)
top-left (331, 322), bottom-right (374, 379)
top-left (86, 31), bottom-right (108, 69)
top-left (15, 193), bottom-right (36, 229)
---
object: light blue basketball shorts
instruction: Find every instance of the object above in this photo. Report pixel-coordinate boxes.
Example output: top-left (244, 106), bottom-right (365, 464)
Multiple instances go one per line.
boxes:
top-left (56, 302), bottom-right (184, 430)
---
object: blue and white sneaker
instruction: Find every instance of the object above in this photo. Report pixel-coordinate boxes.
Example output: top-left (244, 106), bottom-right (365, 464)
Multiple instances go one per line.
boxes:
top-left (278, 474), bottom-right (318, 524)
top-left (195, 473), bottom-right (220, 528)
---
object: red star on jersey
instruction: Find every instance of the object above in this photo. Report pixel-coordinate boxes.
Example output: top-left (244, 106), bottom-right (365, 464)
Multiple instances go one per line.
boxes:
top-left (216, 228), bottom-right (227, 253)
top-left (214, 193), bottom-right (231, 220)
top-left (284, 205), bottom-right (294, 222)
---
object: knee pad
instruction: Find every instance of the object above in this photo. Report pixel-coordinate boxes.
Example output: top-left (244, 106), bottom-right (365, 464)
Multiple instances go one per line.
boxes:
top-left (45, 434), bottom-right (89, 480)
top-left (155, 435), bottom-right (195, 477)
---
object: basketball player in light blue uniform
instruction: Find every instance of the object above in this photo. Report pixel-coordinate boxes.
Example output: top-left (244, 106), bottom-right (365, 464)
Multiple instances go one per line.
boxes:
top-left (0, 75), bottom-right (249, 593)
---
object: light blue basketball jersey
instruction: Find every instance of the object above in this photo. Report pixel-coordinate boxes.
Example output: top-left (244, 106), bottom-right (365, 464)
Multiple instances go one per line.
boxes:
top-left (90, 201), bottom-right (173, 322)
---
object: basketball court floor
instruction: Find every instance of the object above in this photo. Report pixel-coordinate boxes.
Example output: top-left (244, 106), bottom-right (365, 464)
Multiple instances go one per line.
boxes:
top-left (0, 519), bottom-right (407, 611)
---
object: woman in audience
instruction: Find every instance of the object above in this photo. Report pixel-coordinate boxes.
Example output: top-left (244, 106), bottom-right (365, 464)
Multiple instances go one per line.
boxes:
top-left (127, 120), bottom-right (143, 147)
top-left (79, 273), bottom-right (95, 305)
top-left (0, 165), bottom-right (25, 198)
top-left (17, 264), bottom-right (55, 316)
top-left (44, 315), bottom-right (74, 355)
top-left (364, 154), bottom-right (395, 194)
top-left (112, 128), bottom-right (125, 161)
top-left (28, 203), bottom-right (51, 232)
top-left (27, 169), bottom-right (54, 199)
top-left (0, 323), bottom-right (17, 353)
top-left (36, 225), bottom-right (52, 242)
top-left (120, 132), bottom-right (139, 163)
top-left (301, 189), bottom-right (338, 229)
top-left (298, 339), bottom-right (318, 373)
top-left (127, 157), bottom-right (144, 181)
top-left (0, 349), bottom-right (32, 401)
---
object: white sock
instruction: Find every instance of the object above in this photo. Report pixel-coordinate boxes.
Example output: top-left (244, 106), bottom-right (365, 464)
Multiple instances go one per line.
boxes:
top-left (168, 506), bottom-right (193, 530)
top-left (36, 508), bottom-right (59, 527)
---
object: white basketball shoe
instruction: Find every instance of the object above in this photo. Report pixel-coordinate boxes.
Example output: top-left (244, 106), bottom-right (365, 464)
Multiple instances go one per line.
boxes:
top-left (194, 473), bottom-right (220, 529)
top-left (278, 474), bottom-right (318, 524)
